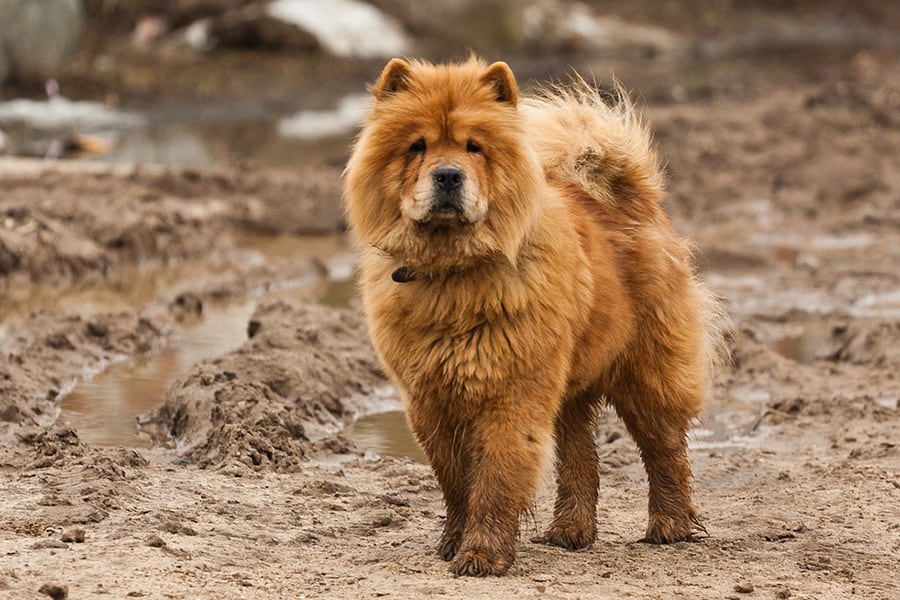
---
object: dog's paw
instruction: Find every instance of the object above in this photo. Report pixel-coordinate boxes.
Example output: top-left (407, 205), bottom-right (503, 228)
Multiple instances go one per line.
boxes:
top-left (531, 522), bottom-right (595, 550)
top-left (450, 548), bottom-right (511, 577)
top-left (437, 533), bottom-right (461, 561)
top-left (641, 511), bottom-right (706, 544)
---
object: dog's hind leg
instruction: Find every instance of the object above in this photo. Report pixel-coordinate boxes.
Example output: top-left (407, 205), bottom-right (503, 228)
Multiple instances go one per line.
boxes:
top-left (608, 370), bottom-right (704, 543)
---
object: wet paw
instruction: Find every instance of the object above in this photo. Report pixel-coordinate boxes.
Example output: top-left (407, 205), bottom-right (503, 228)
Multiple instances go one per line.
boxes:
top-left (450, 548), bottom-right (511, 577)
top-left (437, 533), bottom-right (461, 561)
top-left (531, 522), bottom-right (595, 550)
top-left (642, 511), bottom-right (706, 544)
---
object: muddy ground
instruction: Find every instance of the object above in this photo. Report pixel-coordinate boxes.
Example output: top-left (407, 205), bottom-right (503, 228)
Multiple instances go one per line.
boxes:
top-left (2, 3), bottom-right (900, 600)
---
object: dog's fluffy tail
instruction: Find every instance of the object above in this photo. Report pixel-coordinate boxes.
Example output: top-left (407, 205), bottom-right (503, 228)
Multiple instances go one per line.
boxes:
top-left (521, 79), bottom-right (665, 208)
top-left (523, 79), bottom-right (732, 383)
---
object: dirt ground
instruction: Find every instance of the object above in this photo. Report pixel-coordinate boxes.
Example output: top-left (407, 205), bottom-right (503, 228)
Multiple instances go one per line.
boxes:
top-left (2, 3), bottom-right (900, 599)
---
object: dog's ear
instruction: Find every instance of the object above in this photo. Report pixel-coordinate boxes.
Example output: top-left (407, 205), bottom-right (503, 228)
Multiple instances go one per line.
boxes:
top-left (371, 58), bottom-right (413, 100)
top-left (480, 61), bottom-right (518, 106)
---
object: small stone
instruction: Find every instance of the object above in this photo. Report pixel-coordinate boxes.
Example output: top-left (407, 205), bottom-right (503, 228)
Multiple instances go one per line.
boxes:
top-left (145, 534), bottom-right (166, 548)
top-left (531, 573), bottom-right (552, 582)
top-left (370, 510), bottom-right (394, 527)
top-left (160, 521), bottom-right (198, 536)
top-left (38, 583), bottom-right (68, 599)
top-left (775, 589), bottom-right (792, 599)
top-left (61, 527), bottom-right (85, 543)
top-left (734, 582), bottom-right (754, 593)
top-left (85, 321), bottom-right (109, 337)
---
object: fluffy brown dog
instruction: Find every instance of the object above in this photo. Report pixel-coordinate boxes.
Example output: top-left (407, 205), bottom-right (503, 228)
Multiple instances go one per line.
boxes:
top-left (344, 57), bottom-right (724, 577)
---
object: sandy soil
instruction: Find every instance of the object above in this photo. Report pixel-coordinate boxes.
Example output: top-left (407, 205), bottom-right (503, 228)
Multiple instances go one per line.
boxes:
top-left (2, 7), bottom-right (900, 600)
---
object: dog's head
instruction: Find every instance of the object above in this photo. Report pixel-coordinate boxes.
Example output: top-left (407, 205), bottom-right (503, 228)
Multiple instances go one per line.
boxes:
top-left (344, 57), bottom-right (542, 275)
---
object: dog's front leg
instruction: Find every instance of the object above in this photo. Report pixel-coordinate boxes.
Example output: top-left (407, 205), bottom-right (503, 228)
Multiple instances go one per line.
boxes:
top-left (407, 403), bottom-right (471, 561)
top-left (451, 401), bottom-right (555, 577)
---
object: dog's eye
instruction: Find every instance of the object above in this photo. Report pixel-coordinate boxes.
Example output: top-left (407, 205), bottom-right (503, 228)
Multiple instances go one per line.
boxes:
top-left (409, 139), bottom-right (426, 154)
top-left (466, 140), bottom-right (481, 154)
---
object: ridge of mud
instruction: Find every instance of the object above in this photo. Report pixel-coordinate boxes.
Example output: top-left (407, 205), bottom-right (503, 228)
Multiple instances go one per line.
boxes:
top-left (141, 299), bottom-right (386, 473)
top-left (0, 162), bottom-right (344, 294)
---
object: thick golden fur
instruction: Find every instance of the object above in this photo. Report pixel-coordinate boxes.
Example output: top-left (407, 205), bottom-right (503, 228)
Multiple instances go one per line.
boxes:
top-left (344, 57), bottom-right (725, 577)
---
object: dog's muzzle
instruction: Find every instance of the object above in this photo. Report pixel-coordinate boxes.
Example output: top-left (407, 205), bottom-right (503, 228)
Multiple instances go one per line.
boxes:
top-left (428, 166), bottom-right (465, 222)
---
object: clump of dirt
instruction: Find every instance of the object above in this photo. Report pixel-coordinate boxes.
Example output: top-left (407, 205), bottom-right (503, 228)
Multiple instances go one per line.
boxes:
top-left (828, 319), bottom-right (900, 366)
top-left (0, 310), bottom-right (170, 441)
top-left (10, 427), bottom-right (87, 470)
top-left (141, 299), bottom-right (385, 472)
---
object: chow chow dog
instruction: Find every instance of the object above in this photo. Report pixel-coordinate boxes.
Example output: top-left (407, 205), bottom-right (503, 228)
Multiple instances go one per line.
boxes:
top-left (344, 57), bottom-right (724, 576)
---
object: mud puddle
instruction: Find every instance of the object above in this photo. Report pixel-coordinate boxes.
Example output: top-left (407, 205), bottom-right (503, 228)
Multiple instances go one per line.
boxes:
top-left (770, 320), bottom-right (834, 365)
top-left (691, 385), bottom-right (772, 449)
top-left (57, 268), bottom-right (361, 448)
top-left (5, 231), bottom-right (356, 448)
top-left (0, 234), bottom-right (353, 331)
top-left (58, 272), bottom-right (359, 448)
top-left (60, 300), bottom-right (257, 447)
top-left (345, 391), bottom-right (773, 463)
top-left (95, 118), bottom-right (353, 169)
top-left (344, 410), bottom-right (427, 463)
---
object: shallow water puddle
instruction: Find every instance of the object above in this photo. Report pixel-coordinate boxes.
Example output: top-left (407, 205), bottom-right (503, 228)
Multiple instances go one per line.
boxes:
top-left (59, 274), bottom-right (357, 448)
top-left (38, 231), bottom-right (358, 447)
top-left (344, 391), bottom-right (768, 463)
top-left (343, 411), bottom-right (427, 463)
top-left (344, 408), bottom-right (769, 463)
top-left (60, 300), bottom-right (257, 447)
top-left (100, 120), bottom-right (353, 169)
top-left (770, 320), bottom-right (834, 364)
top-left (690, 385), bottom-right (772, 449)
top-left (0, 234), bottom-right (353, 337)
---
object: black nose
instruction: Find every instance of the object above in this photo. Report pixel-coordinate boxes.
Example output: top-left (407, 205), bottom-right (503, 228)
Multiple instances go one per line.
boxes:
top-left (433, 167), bottom-right (464, 192)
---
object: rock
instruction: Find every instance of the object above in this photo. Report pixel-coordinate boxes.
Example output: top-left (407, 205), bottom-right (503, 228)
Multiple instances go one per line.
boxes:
top-left (0, 1), bottom-right (82, 85)
top-left (145, 534), bottom-right (166, 548)
top-left (206, 11), bottom-right (320, 53)
top-left (168, 0), bottom-right (249, 29)
top-left (160, 521), bottom-right (198, 536)
top-left (171, 292), bottom-right (204, 323)
top-left (369, 0), bottom-right (528, 53)
top-left (266, 0), bottom-right (409, 58)
top-left (60, 527), bottom-right (85, 543)
top-left (522, 1), bottom-right (686, 57)
top-left (38, 584), bottom-right (68, 599)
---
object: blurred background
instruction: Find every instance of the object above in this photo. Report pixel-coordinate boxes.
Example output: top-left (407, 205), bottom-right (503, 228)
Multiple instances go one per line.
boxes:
top-left (1, 0), bottom-right (898, 169)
